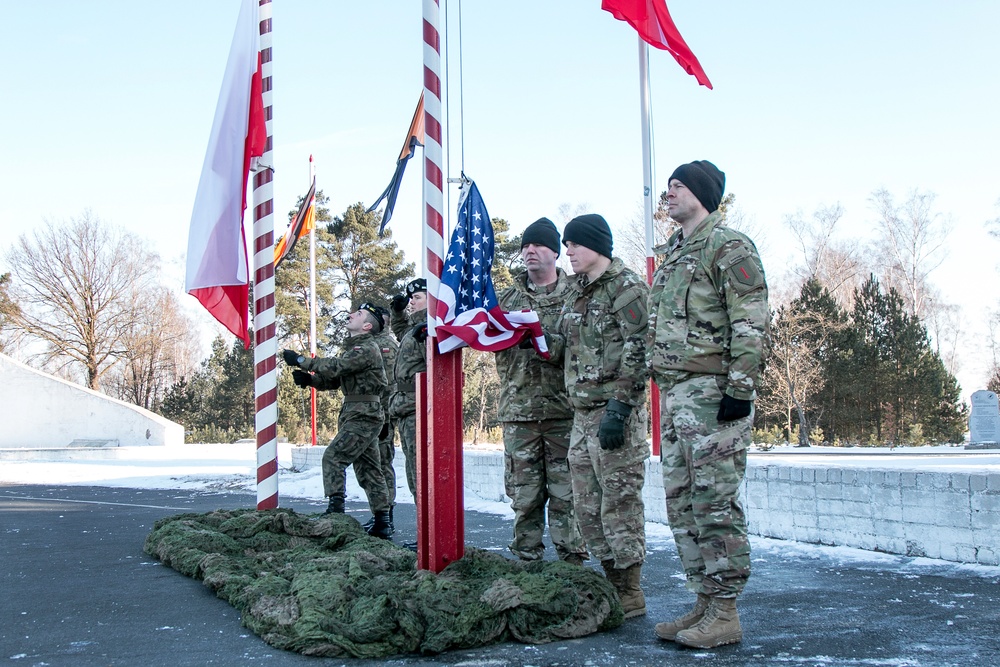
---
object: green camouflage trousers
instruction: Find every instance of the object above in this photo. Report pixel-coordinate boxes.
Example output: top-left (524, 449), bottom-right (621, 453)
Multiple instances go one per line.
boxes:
top-left (659, 373), bottom-right (751, 597)
top-left (378, 418), bottom-right (397, 506)
top-left (322, 415), bottom-right (390, 512)
top-left (397, 412), bottom-right (418, 497)
top-left (568, 405), bottom-right (648, 568)
top-left (502, 419), bottom-right (587, 561)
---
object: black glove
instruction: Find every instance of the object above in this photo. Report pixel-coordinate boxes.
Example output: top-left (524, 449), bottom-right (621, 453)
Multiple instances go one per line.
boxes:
top-left (379, 422), bottom-right (391, 440)
top-left (717, 394), bottom-right (753, 422)
top-left (391, 294), bottom-right (410, 313)
top-left (291, 370), bottom-right (313, 388)
top-left (598, 399), bottom-right (632, 451)
top-left (517, 333), bottom-right (535, 349)
top-left (413, 323), bottom-right (428, 342)
top-left (282, 349), bottom-right (305, 367)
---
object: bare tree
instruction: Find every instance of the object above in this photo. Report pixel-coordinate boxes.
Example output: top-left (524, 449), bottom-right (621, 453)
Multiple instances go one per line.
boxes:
top-left (869, 188), bottom-right (950, 320)
top-left (103, 287), bottom-right (199, 409)
top-left (759, 306), bottom-right (831, 446)
top-left (3, 212), bottom-right (161, 390)
top-left (783, 203), bottom-right (864, 308)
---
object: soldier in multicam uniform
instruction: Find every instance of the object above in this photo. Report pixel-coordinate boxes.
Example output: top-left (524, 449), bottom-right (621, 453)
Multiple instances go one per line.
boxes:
top-left (282, 303), bottom-right (393, 539)
top-left (545, 213), bottom-right (650, 618)
top-left (388, 278), bottom-right (429, 504)
top-left (647, 161), bottom-right (768, 648)
top-left (494, 218), bottom-right (588, 566)
top-left (362, 305), bottom-right (399, 535)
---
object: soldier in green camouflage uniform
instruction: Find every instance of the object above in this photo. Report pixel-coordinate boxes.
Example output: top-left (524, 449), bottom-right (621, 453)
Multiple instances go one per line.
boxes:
top-left (495, 218), bottom-right (587, 565)
top-left (545, 213), bottom-right (650, 619)
top-left (282, 303), bottom-right (393, 539)
top-left (388, 278), bottom-right (428, 500)
top-left (361, 306), bottom-right (400, 534)
top-left (647, 161), bottom-right (768, 648)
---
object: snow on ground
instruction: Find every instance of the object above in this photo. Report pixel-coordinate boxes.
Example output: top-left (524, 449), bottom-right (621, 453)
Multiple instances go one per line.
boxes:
top-left (3, 441), bottom-right (1000, 573)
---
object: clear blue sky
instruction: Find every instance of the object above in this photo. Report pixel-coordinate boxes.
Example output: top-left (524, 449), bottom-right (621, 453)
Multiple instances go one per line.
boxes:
top-left (2, 1), bottom-right (999, 399)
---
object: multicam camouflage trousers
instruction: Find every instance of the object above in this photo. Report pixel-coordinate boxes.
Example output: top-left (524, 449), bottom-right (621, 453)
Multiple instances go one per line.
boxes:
top-left (659, 373), bottom-right (752, 597)
top-left (502, 419), bottom-right (587, 562)
top-left (397, 412), bottom-right (418, 497)
top-left (568, 405), bottom-right (648, 569)
top-left (378, 418), bottom-right (397, 507)
top-left (322, 415), bottom-right (390, 513)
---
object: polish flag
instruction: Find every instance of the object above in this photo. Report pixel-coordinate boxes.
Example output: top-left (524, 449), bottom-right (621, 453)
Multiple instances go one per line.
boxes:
top-left (185, 0), bottom-right (266, 348)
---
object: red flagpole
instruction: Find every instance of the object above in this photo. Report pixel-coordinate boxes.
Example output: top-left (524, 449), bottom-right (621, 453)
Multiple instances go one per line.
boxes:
top-left (420, 0), bottom-right (464, 572)
top-left (253, 0), bottom-right (279, 508)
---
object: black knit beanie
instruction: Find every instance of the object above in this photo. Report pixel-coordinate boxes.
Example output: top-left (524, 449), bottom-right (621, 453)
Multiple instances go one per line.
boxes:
top-left (520, 217), bottom-right (561, 256)
top-left (669, 160), bottom-right (726, 213)
top-left (405, 278), bottom-right (427, 296)
top-left (562, 214), bottom-right (613, 259)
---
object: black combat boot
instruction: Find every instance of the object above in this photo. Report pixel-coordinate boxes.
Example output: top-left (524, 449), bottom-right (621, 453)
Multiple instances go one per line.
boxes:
top-left (365, 504), bottom-right (395, 532)
top-left (324, 495), bottom-right (345, 514)
top-left (366, 511), bottom-right (393, 540)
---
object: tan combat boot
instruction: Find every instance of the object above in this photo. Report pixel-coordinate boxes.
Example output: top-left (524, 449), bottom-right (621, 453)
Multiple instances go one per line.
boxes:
top-left (654, 593), bottom-right (710, 641)
top-left (674, 596), bottom-right (742, 648)
top-left (602, 561), bottom-right (646, 619)
top-left (619, 563), bottom-right (646, 618)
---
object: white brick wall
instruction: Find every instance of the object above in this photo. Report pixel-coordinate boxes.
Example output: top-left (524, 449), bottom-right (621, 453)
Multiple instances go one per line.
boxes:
top-left (291, 446), bottom-right (1000, 566)
top-left (745, 463), bottom-right (1000, 566)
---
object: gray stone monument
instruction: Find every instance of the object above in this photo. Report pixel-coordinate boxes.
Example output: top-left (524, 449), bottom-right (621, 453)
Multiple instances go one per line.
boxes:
top-left (967, 390), bottom-right (1000, 449)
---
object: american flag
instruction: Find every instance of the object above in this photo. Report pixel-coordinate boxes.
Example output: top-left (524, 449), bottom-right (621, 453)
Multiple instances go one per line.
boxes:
top-left (434, 179), bottom-right (549, 358)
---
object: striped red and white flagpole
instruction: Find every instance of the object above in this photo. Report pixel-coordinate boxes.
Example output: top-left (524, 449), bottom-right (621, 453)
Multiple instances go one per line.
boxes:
top-left (252, 0), bottom-right (278, 510)
top-left (420, 0), bottom-right (464, 572)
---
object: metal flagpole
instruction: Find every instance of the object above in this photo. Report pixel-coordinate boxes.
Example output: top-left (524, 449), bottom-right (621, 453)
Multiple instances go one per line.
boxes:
top-left (308, 155), bottom-right (318, 447)
top-left (420, 0), bottom-right (464, 572)
top-left (253, 0), bottom-right (279, 509)
top-left (638, 37), bottom-right (661, 457)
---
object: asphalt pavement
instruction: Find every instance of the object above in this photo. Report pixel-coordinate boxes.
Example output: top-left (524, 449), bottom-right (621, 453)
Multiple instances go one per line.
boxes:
top-left (2, 483), bottom-right (999, 667)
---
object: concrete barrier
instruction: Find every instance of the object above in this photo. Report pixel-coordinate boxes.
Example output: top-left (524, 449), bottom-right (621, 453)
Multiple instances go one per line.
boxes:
top-left (0, 353), bottom-right (183, 448)
top-left (292, 445), bottom-right (999, 566)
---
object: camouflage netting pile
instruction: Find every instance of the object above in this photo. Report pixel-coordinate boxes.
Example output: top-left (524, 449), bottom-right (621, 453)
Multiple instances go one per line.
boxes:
top-left (143, 508), bottom-right (622, 658)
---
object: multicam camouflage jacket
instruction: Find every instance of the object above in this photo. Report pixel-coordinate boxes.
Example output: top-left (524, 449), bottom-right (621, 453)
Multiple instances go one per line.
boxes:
top-left (373, 329), bottom-right (399, 417)
top-left (495, 268), bottom-right (574, 422)
top-left (547, 257), bottom-right (649, 411)
top-left (646, 210), bottom-right (769, 401)
top-left (388, 307), bottom-right (427, 419)
top-left (301, 332), bottom-right (387, 422)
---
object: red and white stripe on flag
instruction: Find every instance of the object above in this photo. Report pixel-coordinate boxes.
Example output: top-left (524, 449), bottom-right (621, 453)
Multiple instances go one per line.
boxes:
top-left (185, 0), bottom-right (266, 347)
top-left (433, 180), bottom-right (549, 358)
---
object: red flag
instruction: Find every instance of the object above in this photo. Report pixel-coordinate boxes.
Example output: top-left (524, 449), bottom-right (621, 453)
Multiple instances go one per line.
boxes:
top-left (274, 177), bottom-right (316, 268)
top-left (367, 93), bottom-right (425, 236)
top-left (185, 0), bottom-right (266, 348)
top-left (602, 0), bottom-right (712, 89)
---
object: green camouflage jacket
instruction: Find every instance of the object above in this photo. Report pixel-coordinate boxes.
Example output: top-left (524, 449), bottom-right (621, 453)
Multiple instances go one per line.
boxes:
top-left (388, 307), bottom-right (427, 418)
top-left (495, 268), bottom-right (574, 422)
top-left (548, 257), bottom-right (649, 411)
top-left (301, 332), bottom-right (387, 422)
top-left (646, 211), bottom-right (769, 401)
top-left (373, 329), bottom-right (399, 416)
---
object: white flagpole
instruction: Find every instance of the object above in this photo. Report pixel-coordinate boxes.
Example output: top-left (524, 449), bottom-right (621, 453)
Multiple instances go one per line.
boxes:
top-left (309, 155), bottom-right (318, 447)
top-left (638, 36), bottom-right (662, 456)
